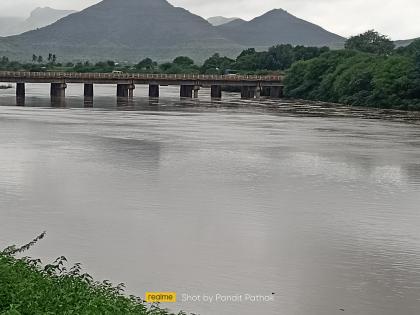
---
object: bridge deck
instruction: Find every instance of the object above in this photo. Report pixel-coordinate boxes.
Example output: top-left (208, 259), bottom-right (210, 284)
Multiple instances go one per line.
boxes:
top-left (0, 71), bottom-right (283, 86)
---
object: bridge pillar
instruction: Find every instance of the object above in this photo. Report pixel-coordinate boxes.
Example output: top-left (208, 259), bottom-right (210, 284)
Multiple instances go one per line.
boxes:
top-left (128, 84), bottom-right (135, 99)
top-left (256, 86), bottom-right (261, 98)
top-left (241, 86), bottom-right (256, 99)
top-left (261, 86), bottom-right (271, 97)
top-left (250, 87), bottom-right (257, 98)
top-left (149, 84), bottom-right (159, 98)
top-left (84, 84), bottom-right (94, 98)
top-left (16, 83), bottom-right (25, 106)
top-left (193, 86), bottom-right (200, 99)
top-left (180, 85), bottom-right (194, 98)
top-left (241, 86), bottom-right (248, 99)
top-left (50, 83), bottom-right (67, 98)
top-left (117, 84), bottom-right (129, 98)
top-left (211, 85), bottom-right (222, 98)
top-left (117, 84), bottom-right (135, 98)
top-left (269, 86), bottom-right (284, 99)
top-left (16, 83), bottom-right (25, 98)
top-left (50, 83), bottom-right (66, 107)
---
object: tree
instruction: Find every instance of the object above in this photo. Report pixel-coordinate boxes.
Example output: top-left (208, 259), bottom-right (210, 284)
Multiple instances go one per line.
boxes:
top-left (1, 56), bottom-right (9, 65)
top-left (201, 53), bottom-right (234, 74)
top-left (159, 62), bottom-right (173, 72)
top-left (400, 39), bottom-right (420, 99)
top-left (32, 54), bottom-right (37, 63)
top-left (345, 30), bottom-right (395, 55)
top-left (136, 58), bottom-right (156, 71)
top-left (265, 45), bottom-right (295, 70)
top-left (236, 51), bottom-right (266, 71)
top-left (293, 45), bottom-right (329, 61)
top-left (48, 53), bottom-right (53, 62)
top-left (237, 48), bottom-right (257, 59)
top-left (173, 56), bottom-right (194, 67)
top-left (52, 54), bottom-right (57, 64)
top-left (37, 56), bottom-right (43, 63)
top-left (234, 45), bottom-right (329, 72)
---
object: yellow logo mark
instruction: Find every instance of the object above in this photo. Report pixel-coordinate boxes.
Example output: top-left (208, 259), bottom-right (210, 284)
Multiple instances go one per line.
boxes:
top-left (145, 292), bottom-right (177, 303)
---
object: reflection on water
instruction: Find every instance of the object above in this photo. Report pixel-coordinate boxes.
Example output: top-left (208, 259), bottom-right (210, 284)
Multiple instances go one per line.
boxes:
top-left (1, 84), bottom-right (420, 315)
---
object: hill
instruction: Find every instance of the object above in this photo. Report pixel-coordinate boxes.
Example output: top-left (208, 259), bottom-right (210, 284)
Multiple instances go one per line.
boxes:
top-left (18, 7), bottom-right (77, 34)
top-left (207, 16), bottom-right (244, 26)
top-left (217, 9), bottom-right (345, 48)
top-left (0, 7), bottom-right (75, 36)
top-left (0, 0), bottom-right (241, 62)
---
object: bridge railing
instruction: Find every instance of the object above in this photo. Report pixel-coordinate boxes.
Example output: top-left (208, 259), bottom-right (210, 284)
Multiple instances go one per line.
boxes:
top-left (0, 71), bottom-right (283, 82)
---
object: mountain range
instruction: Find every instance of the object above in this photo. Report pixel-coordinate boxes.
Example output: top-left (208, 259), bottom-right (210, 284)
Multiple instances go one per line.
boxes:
top-left (217, 9), bottom-right (344, 48)
top-left (0, 0), bottom-right (414, 62)
top-left (0, 7), bottom-right (76, 37)
top-left (0, 0), bottom-right (242, 61)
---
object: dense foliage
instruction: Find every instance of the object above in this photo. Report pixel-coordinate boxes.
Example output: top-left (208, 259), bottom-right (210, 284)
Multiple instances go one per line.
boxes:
top-left (0, 45), bottom-right (328, 75)
top-left (285, 35), bottom-right (420, 110)
top-left (0, 233), bottom-right (183, 315)
top-left (344, 30), bottom-right (395, 55)
top-left (201, 45), bottom-right (329, 74)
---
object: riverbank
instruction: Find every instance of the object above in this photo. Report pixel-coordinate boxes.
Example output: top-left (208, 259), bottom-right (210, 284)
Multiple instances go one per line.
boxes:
top-left (284, 45), bottom-right (420, 111)
top-left (0, 237), bottom-right (181, 315)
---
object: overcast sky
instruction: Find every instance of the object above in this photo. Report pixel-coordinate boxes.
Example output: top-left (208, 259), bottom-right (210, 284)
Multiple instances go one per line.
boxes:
top-left (0, 0), bottom-right (418, 40)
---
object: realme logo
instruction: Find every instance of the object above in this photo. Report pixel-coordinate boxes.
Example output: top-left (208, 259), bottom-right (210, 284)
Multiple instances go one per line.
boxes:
top-left (145, 292), bottom-right (177, 303)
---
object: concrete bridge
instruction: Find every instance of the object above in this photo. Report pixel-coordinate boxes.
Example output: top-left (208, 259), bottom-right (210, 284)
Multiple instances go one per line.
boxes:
top-left (0, 71), bottom-right (284, 102)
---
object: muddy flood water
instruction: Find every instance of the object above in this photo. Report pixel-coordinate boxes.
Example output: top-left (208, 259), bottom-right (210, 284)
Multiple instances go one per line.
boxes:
top-left (1, 83), bottom-right (420, 314)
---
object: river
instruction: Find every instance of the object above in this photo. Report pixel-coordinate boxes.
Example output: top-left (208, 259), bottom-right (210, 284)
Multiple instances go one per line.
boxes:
top-left (1, 83), bottom-right (420, 315)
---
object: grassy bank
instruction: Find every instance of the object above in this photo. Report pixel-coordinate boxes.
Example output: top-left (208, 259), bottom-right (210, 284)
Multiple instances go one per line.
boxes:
top-left (0, 233), bottom-right (183, 315)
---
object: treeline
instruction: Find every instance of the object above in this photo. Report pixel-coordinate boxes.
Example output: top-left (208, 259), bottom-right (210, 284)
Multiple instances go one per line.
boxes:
top-left (0, 44), bottom-right (328, 75)
top-left (198, 45), bottom-right (328, 74)
top-left (285, 31), bottom-right (420, 110)
top-left (2, 31), bottom-right (420, 110)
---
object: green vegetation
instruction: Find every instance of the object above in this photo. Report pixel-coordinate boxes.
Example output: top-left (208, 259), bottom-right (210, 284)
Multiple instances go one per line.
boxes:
top-left (201, 45), bottom-right (328, 74)
top-left (285, 31), bottom-right (420, 110)
top-left (0, 45), bottom-right (328, 75)
top-left (344, 30), bottom-right (395, 55)
top-left (2, 30), bottom-right (420, 110)
top-left (0, 233), bottom-right (184, 315)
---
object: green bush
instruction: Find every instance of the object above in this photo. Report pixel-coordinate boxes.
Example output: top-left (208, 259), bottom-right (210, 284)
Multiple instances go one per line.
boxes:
top-left (284, 46), bottom-right (420, 109)
top-left (0, 233), bottom-right (185, 315)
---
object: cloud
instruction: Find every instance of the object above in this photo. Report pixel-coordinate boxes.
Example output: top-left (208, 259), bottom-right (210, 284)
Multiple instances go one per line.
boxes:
top-left (0, 0), bottom-right (418, 39)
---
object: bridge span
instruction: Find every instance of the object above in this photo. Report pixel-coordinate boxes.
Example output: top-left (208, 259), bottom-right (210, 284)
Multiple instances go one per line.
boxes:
top-left (0, 72), bottom-right (284, 102)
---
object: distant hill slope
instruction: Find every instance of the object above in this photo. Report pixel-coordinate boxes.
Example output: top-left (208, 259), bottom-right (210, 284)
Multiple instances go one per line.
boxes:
top-left (0, 7), bottom-right (75, 36)
top-left (207, 16), bottom-right (244, 26)
top-left (0, 0), bottom-right (241, 62)
top-left (217, 9), bottom-right (345, 48)
top-left (394, 38), bottom-right (419, 47)
top-left (18, 7), bottom-right (77, 34)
